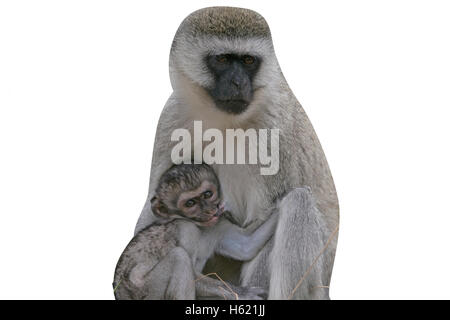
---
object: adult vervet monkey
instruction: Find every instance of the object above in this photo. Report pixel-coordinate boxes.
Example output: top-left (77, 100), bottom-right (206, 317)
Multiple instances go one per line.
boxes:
top-left (135, 7), bottom-right (339, 299)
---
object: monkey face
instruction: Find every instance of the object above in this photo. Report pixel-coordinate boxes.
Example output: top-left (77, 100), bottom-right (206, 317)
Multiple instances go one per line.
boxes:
top-left (169, 7), bottom-right (283, 117)
top-left (205, 54), bottom-right (261, 114)
top-left (152, 164), bottom-right (225, 227)
top-left (150, 180), bottom-right (224, 227)
top-left (176, 180), bottom-right (224, 227)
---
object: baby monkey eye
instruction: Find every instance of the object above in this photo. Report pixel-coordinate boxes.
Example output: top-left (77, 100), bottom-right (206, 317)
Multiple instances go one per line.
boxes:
top-left (202, 191), bottom-right (213, 199)
top-left (242, 55), bottom-right (255, 65)
top-left (185, 199), bottom-right (196, 208)
top-left (215, 55), bottom-right (228, 63)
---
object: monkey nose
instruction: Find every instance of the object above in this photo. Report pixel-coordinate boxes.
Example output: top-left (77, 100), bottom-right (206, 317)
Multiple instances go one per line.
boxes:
top-left (231, 78), bottom-right (240, 88)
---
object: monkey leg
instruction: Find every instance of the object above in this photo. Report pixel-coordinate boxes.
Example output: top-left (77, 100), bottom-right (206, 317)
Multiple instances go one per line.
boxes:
top-left (132, 247), bottom-right (196, 300)
top-left (242, 187), bottom-right (332, 300)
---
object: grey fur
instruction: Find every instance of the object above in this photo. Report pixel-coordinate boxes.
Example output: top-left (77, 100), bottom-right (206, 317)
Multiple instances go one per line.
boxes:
top-left (135, 6), bottom-right (339, 300)
top-left (174, 7), bottom-right (271, 40)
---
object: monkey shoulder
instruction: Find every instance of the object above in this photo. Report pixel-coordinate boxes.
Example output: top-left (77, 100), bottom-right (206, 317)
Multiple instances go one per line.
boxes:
top-left (172, 220), bottom-right (203, 249)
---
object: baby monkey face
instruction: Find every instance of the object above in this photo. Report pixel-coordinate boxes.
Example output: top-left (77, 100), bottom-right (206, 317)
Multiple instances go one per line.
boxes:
top-left (176, 180), bottom-right (224, 227)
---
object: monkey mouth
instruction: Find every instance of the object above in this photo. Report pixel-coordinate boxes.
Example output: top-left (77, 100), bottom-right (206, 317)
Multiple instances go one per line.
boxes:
top-left (208, 205), bottom-right (224, 220)
top-left (212, 204), bottom-right (225, 218)
top-left (197, 204), bottom-right (225, 227)
top-left (215, 99), bottom-right (249, 114)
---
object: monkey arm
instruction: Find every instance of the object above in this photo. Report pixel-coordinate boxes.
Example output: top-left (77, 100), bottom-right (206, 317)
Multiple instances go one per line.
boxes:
top-left (215, 211), bottom-right (278, 261)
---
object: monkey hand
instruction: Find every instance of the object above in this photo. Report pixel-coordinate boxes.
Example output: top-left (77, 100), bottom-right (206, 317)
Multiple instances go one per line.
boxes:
top-left (233, 286), bottom-right (267, 300)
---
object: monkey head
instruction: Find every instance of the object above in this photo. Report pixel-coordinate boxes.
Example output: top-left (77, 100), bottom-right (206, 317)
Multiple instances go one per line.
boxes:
top-left (169, 7), bottom-right (283, 115)
top-left (151, 164), bottom-right (225, 227)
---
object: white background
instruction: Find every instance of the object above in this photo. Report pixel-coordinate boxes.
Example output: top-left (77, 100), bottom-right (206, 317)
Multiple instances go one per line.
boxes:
top-left (1, 0), bottom-right (449, 299)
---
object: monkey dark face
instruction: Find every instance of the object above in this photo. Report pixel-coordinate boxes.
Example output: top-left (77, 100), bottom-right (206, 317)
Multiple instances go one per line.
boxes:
top-left (151, 179), bottom-right (225, 227)
top-left (205, 54), bottom-right (261, 114)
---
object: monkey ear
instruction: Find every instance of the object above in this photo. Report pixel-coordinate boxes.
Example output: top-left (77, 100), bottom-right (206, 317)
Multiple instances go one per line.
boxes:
top-left (151, 196), bottom-right (170, 218)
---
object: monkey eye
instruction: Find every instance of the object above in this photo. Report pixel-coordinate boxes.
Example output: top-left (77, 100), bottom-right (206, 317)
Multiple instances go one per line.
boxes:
top-left (185, 199), bottom-right (196, 208)
top-left (242, 55), bottom-right (255, 65)
top-left (202, 191), bottom-right (213, 199)
top-left (216, 55), bottom-right (228, 63)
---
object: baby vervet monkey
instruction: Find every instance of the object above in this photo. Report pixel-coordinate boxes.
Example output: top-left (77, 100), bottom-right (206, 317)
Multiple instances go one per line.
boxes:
top-left (113, 164), bottom-right (278, 300)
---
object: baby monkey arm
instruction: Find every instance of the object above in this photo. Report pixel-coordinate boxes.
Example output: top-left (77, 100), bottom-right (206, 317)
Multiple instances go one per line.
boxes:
top-left (215, 211), bottom-right (278, 261)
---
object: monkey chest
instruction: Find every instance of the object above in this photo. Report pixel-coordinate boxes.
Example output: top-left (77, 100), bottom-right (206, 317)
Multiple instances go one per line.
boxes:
top-left (213, 164), bottom-right (276, 223)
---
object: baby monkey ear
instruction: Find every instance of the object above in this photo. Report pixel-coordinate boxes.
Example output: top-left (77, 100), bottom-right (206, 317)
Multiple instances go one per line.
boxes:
top-left (151, 196), bottom-right (170, 218)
